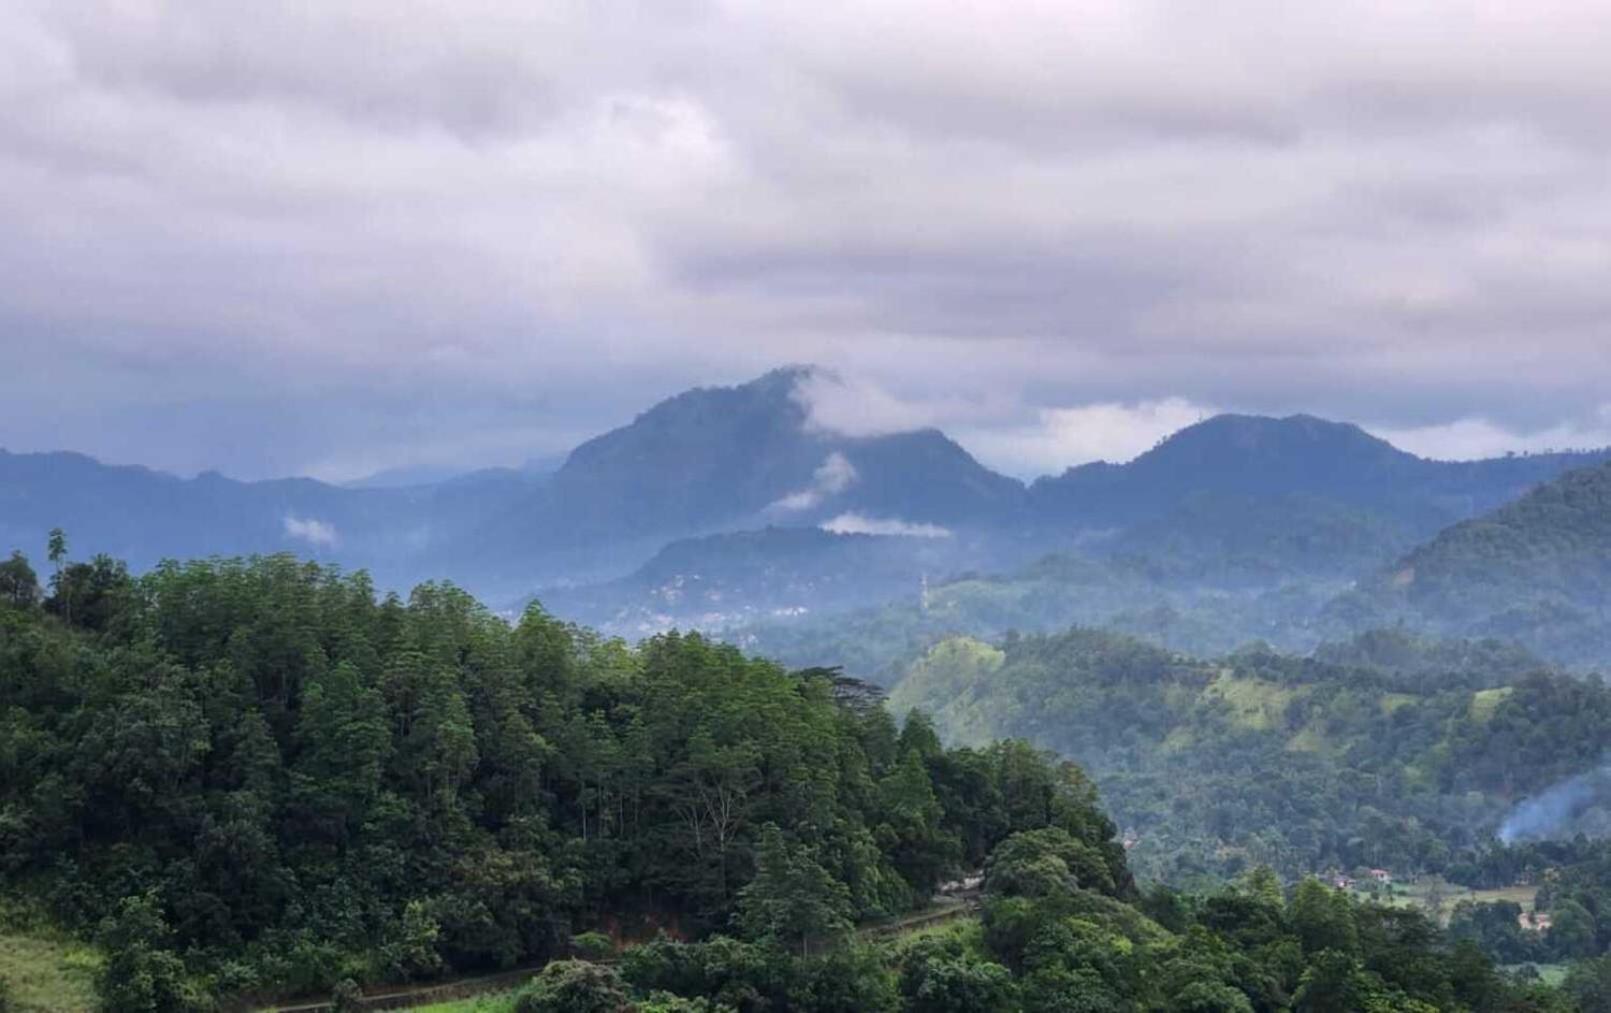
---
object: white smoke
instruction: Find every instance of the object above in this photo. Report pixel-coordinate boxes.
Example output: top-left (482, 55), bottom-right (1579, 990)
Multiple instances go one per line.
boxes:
top-left (283, 514), bottom-right (339, 548)
top-left (821, 513), bottom-right (952, 538)
top-left (770, 452), bottom-right (858, 512)
top-left (1498, 759), bottom-right (1611, 844)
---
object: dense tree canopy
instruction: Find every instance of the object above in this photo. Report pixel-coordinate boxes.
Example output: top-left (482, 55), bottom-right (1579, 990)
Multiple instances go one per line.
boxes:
top-left (888, 626), bottom-right (1611, 884)
top-left (0, 551), bottom-right (1123, 1006)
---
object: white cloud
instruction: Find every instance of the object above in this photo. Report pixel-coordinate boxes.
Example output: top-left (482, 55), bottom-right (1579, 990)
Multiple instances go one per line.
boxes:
top-left (794, 372), bottom-right (945, 437)
top-left (1369, 405), bottom-right (1611, 460)
top-left (822, 513), bottom-right (952, 538)
top-left (4, 3), bottom-right (1611, 477)
top-left (958, 398), bottom-right (1214, 477)
top-left (770, 451), bottom-right (858, 512)
top-left (283, 514), bottom-right (339, 548)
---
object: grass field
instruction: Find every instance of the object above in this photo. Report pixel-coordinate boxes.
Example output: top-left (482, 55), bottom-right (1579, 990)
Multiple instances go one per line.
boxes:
top-left (0, 931), bottom-right (101, 1012)
top-left (1351, 880), bottom-right (1539, 925)
top-left (1504, 963), bottom-right (1569, 987)
top-left (414, 994), bottom-right (517, 1013)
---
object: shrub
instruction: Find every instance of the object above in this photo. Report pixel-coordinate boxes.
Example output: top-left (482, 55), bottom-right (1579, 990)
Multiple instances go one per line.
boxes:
top-left (512, 959), bottom-right (630, 1013)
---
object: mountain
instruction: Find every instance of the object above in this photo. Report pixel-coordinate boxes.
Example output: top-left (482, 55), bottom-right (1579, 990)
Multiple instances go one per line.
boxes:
top-left (344, 455), bottom-right (561, 489)
top-left (7, 374), bottom-right (1611, 628)
top-left (1031, 413), bottom-right (1609, 534)
top-left (543, 366), bottom-right (1023, 535)
top-left (446, 367), bottom-right (1027, 587)
top-left (0, 449), bottom-right (547, 593)
top-left (1025, 413), bottom-right (1611, 588)
top-left (1334, 459), bottom-right (1611, 665)
top-left (1031, 414), bottom-right (1422, 522)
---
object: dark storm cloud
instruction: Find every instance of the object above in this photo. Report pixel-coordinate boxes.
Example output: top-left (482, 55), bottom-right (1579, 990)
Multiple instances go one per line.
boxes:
top-left (2, 0), bottom-right (1610, 479)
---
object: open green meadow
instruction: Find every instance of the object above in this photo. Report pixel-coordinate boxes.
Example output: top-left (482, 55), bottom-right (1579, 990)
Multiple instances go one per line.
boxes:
top-left (0, 930), bottom-right (101, 1012)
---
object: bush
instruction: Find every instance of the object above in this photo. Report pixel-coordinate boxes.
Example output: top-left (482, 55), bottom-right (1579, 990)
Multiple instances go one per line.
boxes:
top-left (96, 894), bottom-right (210, 1013)
top-left (571, 931), bottom-right (616, 961)
top-left (330, 978), bottom-right (364, 1013)
top-left (513, 959), bottom-right (630, 1013)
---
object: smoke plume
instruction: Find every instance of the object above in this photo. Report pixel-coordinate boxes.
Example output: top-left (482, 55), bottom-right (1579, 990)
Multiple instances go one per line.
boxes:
top-left (1498, 760), bottom-right (1611, 844)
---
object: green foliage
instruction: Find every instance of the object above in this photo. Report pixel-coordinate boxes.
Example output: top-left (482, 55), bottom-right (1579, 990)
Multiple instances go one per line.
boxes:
top-left (329, 978), bottom-right (364, 1012)
top-left (898, 933), bottom-right (1016, 1013)
top-left (0, 553), bottom-right (1106, 1004)
top-left (0, 551), bottom-right (39, 610)
top-left (511, 960), bottom-right (629, 1013)
top-left (1345, 459), bottom-right (1611, 665)
top-left (890, 622), bottom-right (1611, 882)
top-left (736, 825), bottom-right (853, 954)
top-left (570, 931), bottom-right (615, 961)
top-left (94, 894), bottom-right (205, 1012)
top-left (0, 547), bottom-right (1587, 1010)
top-left (1564, 954), bottom-right (1611, 1012)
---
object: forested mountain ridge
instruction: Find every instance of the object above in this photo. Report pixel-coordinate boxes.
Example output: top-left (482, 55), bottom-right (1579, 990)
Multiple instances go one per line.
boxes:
top-left (452, 367), bottom-right (1028, 588)
top-left (1027, 413), bottom-right (1611, 548)
top-left (0, 448), bottom-right (493, 586)
top-left (1332, 460), bottom-right (1611, 665)
top-left (547, 367), bottom-right (1024, 535)
top-left (7, 369), bottom-right (1611, 635)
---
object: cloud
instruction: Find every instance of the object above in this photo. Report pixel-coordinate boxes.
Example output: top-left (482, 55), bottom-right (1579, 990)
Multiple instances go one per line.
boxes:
top-left (822, 513), bottom-right (952, 538)
top-left (958, 398), bottom-right (1215, 477)
top-left (4, 2), bottom-right (1611, 478)
top-left (1368, 405), bottom-right (1611, 460)
top-left (770, 451), bottom-right (858, 512)
top-left (283, 514), bottom-right (339, 548)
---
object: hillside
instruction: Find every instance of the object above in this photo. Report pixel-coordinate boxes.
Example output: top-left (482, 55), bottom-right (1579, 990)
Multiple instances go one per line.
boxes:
top-left (1335, 460), bottom-right (1611, 665)
top-left (887, 625), bottom-right (1611, 884)
top-left (537, 526), bottom-right (1017, 637)
top-left (730, 551), bottom-right (1348, 684)
top-left (0, 549), bottom-right (1131, 1007)
top-left (0, 549), bottom-right (1578, 1012)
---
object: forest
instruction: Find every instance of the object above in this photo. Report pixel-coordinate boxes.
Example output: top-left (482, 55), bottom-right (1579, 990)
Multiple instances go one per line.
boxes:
top-left (1, 547), bottom-right (1603, 1010)
top-left (887, 625), bottom-right (1611, 885)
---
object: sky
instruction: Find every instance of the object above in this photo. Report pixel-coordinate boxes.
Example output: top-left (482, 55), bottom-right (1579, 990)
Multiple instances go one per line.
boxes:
top-left (3, 0), bottom-right (1611, 481)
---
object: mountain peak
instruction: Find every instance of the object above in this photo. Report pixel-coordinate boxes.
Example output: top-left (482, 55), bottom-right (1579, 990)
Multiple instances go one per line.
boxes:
top-left (1146, 412), bottom-right (1408, 463)
top-left (535, 367), bottom-right (1018, 541)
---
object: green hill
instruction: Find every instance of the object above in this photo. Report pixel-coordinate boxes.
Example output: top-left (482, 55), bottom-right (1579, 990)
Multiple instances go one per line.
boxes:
top-left (888, 626), bottom-right (1611, 884)
top-left (1336, 460), bottom-right (1611, 665)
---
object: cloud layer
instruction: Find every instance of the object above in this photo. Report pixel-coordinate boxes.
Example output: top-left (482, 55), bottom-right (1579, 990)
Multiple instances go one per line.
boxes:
top-left (3, 2), bottom-right (1611, 478)
top-left (283, 515), bottom-right (339, 548)
top-left (822, 513), bottom-right (952, 539)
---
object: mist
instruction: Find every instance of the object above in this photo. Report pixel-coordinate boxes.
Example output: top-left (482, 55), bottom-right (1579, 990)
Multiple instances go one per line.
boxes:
top-left (1497, 759), bottom-right (1611, 844)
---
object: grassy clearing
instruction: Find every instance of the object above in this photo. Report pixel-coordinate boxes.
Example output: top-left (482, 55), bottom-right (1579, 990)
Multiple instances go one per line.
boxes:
top-left (1379, 693), bottom-right (1418, 715)
top-left (1285, 725), bottom-right (1328, 753)
top-left (1504, 963), bottom-right (1569, 987)
top-left (414, 994), bottom-right (518, 1013)
top-left (1351, 880), bottom-right (1539, 926)
top-left (0, 930), bottom-right (101, 1012)
top-left (1469, 687), bottom-right (1514, 722)
top-left (1205, 675), bottom-right (1304, 731)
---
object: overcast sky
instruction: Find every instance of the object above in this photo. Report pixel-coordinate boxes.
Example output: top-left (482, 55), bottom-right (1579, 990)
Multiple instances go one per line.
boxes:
top-left (3, 1), bottom-right (1611, 481)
